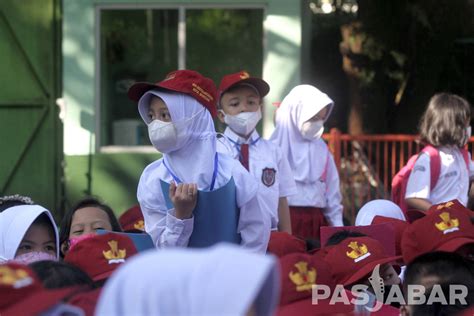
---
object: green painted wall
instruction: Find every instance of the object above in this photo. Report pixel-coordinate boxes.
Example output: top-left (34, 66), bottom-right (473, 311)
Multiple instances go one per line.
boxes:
top-left (0, 0), bottom-right (63, 215)
top-left (63, 0), bottom-right (303, 154)
top-left (65, 153), bottom-right (160, 216)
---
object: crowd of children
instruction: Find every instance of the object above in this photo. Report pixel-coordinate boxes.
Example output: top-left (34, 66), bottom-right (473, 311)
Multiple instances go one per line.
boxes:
top-left (0, 69), bottom-right (473, 315)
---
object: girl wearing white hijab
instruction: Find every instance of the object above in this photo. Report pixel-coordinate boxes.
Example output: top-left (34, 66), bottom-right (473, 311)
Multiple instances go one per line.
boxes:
top-left (129, 70), bottom-right (270, 252)
top-left (270, 85), bottom-right (344, 240)
top-left (95, 243), bottom-right (280, 316)
top-left (355, 199), bottom-right (407, 226)
top-left (0, 204), bottom-right (59, 264)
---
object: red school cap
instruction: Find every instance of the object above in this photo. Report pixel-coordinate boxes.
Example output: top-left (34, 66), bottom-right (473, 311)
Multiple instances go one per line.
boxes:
top-left (277, 252), bottom-right (353, 315)
top-left (401, 201), bottom-right (474, 264)
top-left (218, 70), bottom-right (270, 102)
top-left (267, 231), bottom-right (307, 258)
top-left (119, 204), bottom-right (145, 233)
top-left (64, 232), bottom-right (138, 281)
top-left (128, 69), bottom-right (218, 117)
top-left (324, 236), bottom-right (401, 286)
top-left (406, 199), bottom-right (472, 223)
top-left (66, 287), bottom-right (102, 316)
top-left (371, 216), bottom-right (409, 257)
top-left (0, 263), bottom-right (77, 315)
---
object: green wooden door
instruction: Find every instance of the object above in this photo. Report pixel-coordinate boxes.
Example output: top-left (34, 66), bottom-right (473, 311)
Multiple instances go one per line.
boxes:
top-left (0, 0), bottom-right (63, 216)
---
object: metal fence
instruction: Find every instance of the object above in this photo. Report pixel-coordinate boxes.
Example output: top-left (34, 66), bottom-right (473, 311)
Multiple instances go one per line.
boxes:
top-left (322, 128), bottom-right (474, 224)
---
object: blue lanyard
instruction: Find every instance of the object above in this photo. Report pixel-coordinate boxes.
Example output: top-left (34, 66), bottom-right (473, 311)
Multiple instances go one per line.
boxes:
top-left (226, 136), bottom-right (260, 159)
top-left (162, 153), bottom-right (219, 191)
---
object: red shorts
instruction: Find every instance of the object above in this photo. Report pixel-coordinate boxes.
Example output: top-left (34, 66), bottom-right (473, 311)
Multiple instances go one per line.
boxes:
top-left (289, 206), bottom-right (328, 241)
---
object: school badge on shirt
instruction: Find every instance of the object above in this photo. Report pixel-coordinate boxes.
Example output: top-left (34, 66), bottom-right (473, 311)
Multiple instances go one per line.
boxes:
top-left (262, 167), bottom-right (276, 187)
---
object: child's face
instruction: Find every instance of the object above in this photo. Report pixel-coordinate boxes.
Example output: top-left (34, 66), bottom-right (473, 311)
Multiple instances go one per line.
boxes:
top-left (359, 263), bottom-right (400, 288)
top-left (218, 85), bottom-right (261, 123)
top-left (379, 263), bottom-right (400, 286)
top-left (16, 224), bottom-right (56, 257)
top-left (307, 106), bottom-right (329, 122)
top-left (148, 96), bottom-right (171, 122)
top-left (69, 207), bottom-right (113, 237)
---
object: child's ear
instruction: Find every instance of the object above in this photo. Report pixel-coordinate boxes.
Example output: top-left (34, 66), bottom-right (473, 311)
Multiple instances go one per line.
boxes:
top-left (60, 241), bottom-right (69, 256)
top-left (217, 109), bottom-right (226, 124)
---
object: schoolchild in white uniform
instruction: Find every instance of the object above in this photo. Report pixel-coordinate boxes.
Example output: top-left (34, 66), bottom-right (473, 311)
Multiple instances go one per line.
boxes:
top-left (215, 71), bottom-right (297, 233)
top-left (270, 85), bottom-right (344, 240)
top-left (0, 204), bottom-right (59, 264)
top-left (405, 93), bottom-right (474, 210)
top-left (129, 70), bottom-right (270, 252)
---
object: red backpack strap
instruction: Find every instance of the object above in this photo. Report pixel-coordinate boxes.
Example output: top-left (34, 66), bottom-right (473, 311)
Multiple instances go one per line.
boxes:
top-left (421, 145), bottom-right (441, 190)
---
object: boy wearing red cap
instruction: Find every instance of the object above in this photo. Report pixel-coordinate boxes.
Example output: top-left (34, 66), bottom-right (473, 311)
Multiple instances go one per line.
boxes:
top-left (129, 70), bottom-right (270, 252)
top-left (216, 71), bottom-right (296, 233)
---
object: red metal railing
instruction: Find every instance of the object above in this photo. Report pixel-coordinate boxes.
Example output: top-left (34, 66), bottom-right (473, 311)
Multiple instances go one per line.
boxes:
top-left (322, 128), bottom-right (474, 224)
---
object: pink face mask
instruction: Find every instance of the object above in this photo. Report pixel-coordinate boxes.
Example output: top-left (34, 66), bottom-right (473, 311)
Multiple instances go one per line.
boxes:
top-left (12, 251), bottom-right (58, 265)
top-left (68, 233), bottom-right (96, 251)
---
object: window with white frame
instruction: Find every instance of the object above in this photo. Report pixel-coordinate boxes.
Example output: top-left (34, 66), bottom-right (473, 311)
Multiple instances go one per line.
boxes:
top-left (98, 6), bottom-right (264, 147)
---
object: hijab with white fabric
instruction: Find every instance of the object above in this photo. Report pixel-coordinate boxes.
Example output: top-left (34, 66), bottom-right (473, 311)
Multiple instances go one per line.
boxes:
top-left (96, 243), bottom-right (280, 316)
top-left (355, 199), bottom-right (407, 226)
top-left (0, 205), bottom-right (59, 262)
top-left (138, 90), bottom-right (228, 190)
top-left (270, 85), bottom-right (334, 184)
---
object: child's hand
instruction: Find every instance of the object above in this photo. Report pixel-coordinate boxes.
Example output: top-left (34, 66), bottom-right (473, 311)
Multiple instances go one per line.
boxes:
top-left (169, 182), bottom-right (198, 219)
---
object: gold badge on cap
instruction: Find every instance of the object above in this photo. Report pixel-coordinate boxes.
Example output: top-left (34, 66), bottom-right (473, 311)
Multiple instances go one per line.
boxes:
top-left (346, 241), bottom-right (371, 262)
top-left (239, 71), bottom-right (250, 79)
top-left (436, 201), bottom-right (455, 210)
top-left (103, 240), bottom-right (127, 264)
top-left (0, 266), bottom-right (33, 289)
top-left (435, 212), bottom-right (460, 234)
top-left (134, 220), bottom-right (145, 231)
top-left (289, 261), bottom-right (317, 292)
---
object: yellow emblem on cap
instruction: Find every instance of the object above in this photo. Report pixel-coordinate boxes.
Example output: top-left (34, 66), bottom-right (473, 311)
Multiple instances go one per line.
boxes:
top-left (436, 201), bottom-right (454, 210)
top-left (240, 71), bottom-right (250, 79)
top-left (103, 240), bottom-right (127, 264)
top-left (435, 212), bottom-right (459, 234)
top-left (163, 72), bottom-right (176, 81)
top-left (346, 241), bottom-right (371, 262)
top-left (134, 220), bottom-right (145, 231)
top-left (288, 261), bottom-right (317, 292)
top-left (0, 266), bottom-right (33, 288)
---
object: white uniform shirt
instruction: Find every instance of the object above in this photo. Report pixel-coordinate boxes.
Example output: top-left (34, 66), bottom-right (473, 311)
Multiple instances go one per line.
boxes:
top-left (405, 146), bottom-right (474, 205)
top-left (217, 128), bottom-right (297, 229)
top-left (137, 152), bottom-right (271, 253)
top-left (287, 139), bottom-right (344, 226)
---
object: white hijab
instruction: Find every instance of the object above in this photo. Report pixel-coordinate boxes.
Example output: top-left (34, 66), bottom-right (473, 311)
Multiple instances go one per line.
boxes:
top-left (139, 90), bottom-right (220, 189)
top-left (0, 205), bottom-right (59, 262)
top-left (355, 199), bottom-right (407, 226)
top-left (270, 85), bottom-right (334, 183)
top-left (96, 243), bottom-right (280, 316)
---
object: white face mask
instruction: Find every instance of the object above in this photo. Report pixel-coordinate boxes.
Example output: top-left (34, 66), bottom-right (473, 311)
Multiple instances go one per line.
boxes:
top-left (221, 109), bottom-right (262, 137)
top-left (147, 108), bottom-right (205, 153)
top-left (148, 120), bottom-right (179, 153)
top-left (300, 120), bottom-right (324, 140)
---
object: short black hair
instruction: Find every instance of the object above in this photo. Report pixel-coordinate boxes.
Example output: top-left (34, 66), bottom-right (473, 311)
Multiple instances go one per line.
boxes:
top-left (404, 252), bottom-right (474, 297)
top-left (29, 260), bottom-right (95, 289)
top-left (325, 230), bottom-right (367, 247)
top-left (409, 282), bottom-right (474, 316)
top-left (59, 197), bottom-right (122, 255)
